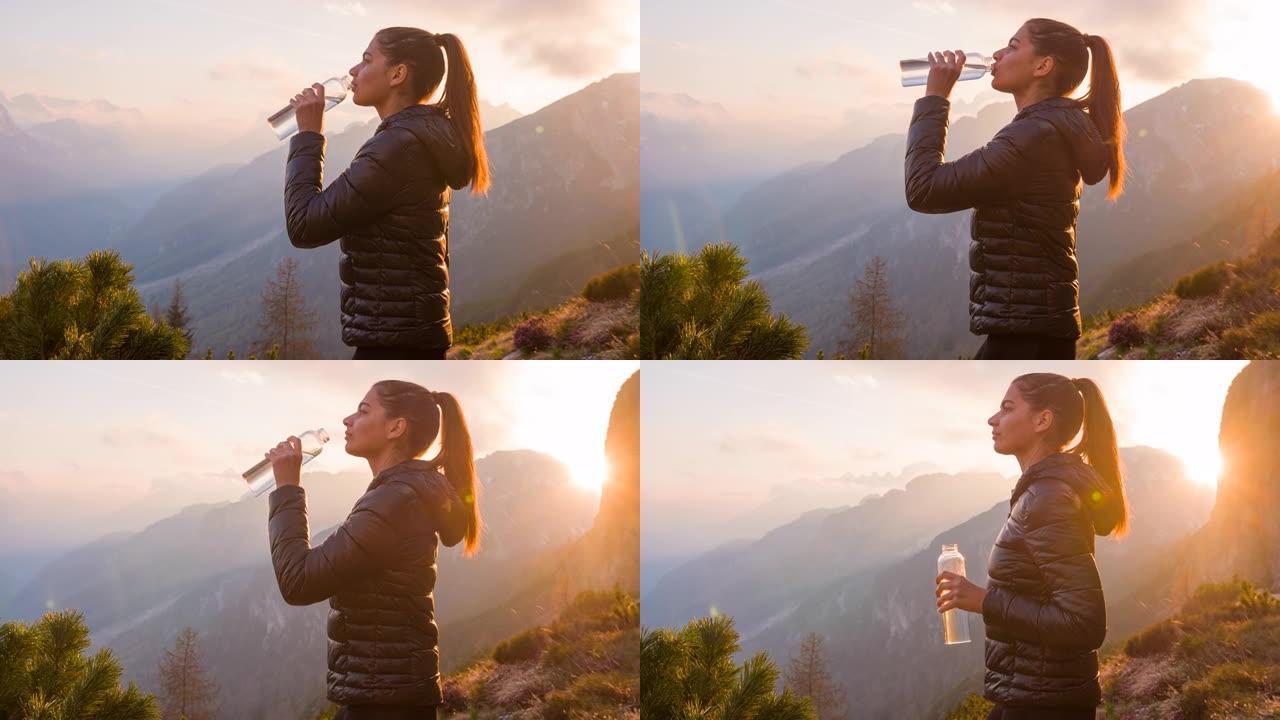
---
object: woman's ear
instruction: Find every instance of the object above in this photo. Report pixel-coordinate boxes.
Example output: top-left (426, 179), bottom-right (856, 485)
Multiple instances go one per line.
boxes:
top-left (1033, 55), bottom-right (1055, 79)
top-left (1033, 407), bottom-right (1055, 436)
top-left (387, 417), bottom-right (408, 442)
top-left (389, 63), bottom-right (408, 89)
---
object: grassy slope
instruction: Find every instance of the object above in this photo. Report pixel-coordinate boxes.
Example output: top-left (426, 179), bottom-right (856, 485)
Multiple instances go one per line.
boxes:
top-left (1079, 227), bottom-right (1280, 359)
top-left (450, 265), bottom-right (638, 360)
top-left (441, 589), bottom-right (640, 720)
top-left (945, 580), bottom-right (1280, 720)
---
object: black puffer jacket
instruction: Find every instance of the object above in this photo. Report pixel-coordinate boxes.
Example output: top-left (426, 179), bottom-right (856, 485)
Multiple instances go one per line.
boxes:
top-left (268, 459), bottom-right (469, 707)
top-left (982, 452), bottom-right (1121, 709)
top-left (285, 105), bottom-right (472, 349)
top-left (905, 95), bottom-right (1111, 339)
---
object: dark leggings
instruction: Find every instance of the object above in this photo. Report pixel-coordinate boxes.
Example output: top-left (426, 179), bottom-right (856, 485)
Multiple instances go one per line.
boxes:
top-left (987, 704), bottom-right (1095, 720)
top-left (351, 346), bottom-right (449, 360)
top-left (334, 705), bottom-right (438, 720)
top-left (975, 334), bottom-right (1077, 360)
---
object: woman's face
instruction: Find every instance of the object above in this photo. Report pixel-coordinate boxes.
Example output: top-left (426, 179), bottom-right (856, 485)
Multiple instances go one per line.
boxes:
top-left (342, 388), bottom-right (405, 458)
top-left (348, 39), bottom-right (404, 107)
top-left (988, 382), bottom-right (1053, 456)
top-left (990, 24), bottom-right (1052, 94)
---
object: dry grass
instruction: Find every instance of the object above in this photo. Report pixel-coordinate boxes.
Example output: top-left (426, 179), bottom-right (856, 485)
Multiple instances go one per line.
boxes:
top-left (449, 296), bottom-right (637, 360)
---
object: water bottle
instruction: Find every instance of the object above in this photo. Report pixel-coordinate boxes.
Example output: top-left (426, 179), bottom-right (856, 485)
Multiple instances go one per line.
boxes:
top-left (266, 76), bottom-right (353, 140)
top-left (242, 428), bottom-right (331, 496)
top-left (900, 54), bottom-right (994, 87)
top-left (938, 543), bottom-right (972, 645)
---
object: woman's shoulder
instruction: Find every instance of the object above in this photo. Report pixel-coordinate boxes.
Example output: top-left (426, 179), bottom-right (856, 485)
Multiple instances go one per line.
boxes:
top-left (1013, 474), bottom-right (1087, 528)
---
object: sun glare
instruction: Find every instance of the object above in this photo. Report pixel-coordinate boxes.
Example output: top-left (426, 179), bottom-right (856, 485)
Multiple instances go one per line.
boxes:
top-left (1119, 364), bottom-right (1242, 488)
top-left (506, 384), bottom-right (613, 493)
top-left (1205, 7), bottom-right (1280, 111)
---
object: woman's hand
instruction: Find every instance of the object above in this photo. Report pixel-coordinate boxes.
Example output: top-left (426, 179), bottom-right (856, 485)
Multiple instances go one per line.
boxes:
top-left (292, 83), bottom-right (327, 135)
top-left (925, 50), bottom-right (966, 100)
top-left (936, 571), bottom-right (986, 614)
top-left (266, 436), bottom-right (304, 488)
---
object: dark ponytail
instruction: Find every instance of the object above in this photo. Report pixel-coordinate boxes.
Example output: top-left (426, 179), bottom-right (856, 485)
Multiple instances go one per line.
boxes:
top-left (1025, 18), bottom-right (1127, 200)
top-left (430, 390), bottom-right (482, 555)
top-left (375, 27), bottom-right (491, 195)
top-left (372, 380), bottom-right (482, 555)
top-left (1013, 373), bottom-right (1129, 537)
top-left (436, 33), bottom-right (490, 195)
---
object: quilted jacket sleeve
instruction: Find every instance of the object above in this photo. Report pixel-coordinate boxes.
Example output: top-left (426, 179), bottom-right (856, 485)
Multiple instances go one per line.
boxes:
top-left (981, 480), bottom-right (1106, 650)
top-left (267, 483), bottom-right (406, 606)
top-left (905, 95), bottom-right (1045, 214)
top-left (283, 128), bottom-right (409, 248)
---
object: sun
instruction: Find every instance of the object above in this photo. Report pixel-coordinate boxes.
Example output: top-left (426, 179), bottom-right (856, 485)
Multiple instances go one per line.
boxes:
top-left (1117, 363), bottom-right (1243, 489)
top-left (505, 382), bottom-right (615, 493)
top-left (1205, 4), bottom-right (1280, 111)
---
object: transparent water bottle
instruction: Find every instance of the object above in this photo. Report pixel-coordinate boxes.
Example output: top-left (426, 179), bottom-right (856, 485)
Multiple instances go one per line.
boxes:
top-left (938, 543), bottom-right (972, 645)
top-left (242, 428), bottom-right (330, 496)
top-left (266, 76), bottom-right (353, 140)
top-left (901, 54), bottom-right (994, 87)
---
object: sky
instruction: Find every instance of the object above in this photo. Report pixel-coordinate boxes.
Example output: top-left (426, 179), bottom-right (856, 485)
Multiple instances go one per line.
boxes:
top-left (0, 0), bottom-right (638, 136)
top-left (0, 360), bottom-right (636, 553)
top-left (643, 0), bottom-right (1280, 127)
top-left (641, 360), bottom-right (1246, 562)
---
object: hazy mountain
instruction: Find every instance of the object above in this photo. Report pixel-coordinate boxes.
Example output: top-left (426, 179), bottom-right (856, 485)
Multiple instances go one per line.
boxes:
top-left (665, 78), bottom-right (1280, 358)
top-left (112, 73), bottom-right (637, 357)
top-left (2, 450), bottom-right (597, 720)
top-left (7, 450), bottom-right (593, 629)
top-left (741, 447), bottom-right (1211, 720)
top-left (640, 470), bottom-right (1013, 635)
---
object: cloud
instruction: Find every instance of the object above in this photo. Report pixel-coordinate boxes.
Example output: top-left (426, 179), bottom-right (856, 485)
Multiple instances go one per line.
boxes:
top-left (717, 431), bottom-right (807, 458)
top-left (208, 55), bottom-right (298, 92)
top-left (324, 2), bottom-right (368, 16)
top-left (981, 0), bottom-right (1212, 84)
top-left (834, 373), bottom-right (880, 390)
top-left (219, 369), bottom-right (266, 386)
top-left (794, 52), bottom-right (878, 82)
top-left (912, 1), bottom-right (957, 16)
top-left (381, 0), bottom-right (638, 79)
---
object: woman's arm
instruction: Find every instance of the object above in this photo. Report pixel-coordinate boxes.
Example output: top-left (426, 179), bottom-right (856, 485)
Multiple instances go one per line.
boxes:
top-left (904, 98), bottom-right (1046, 214)
top-left (981, 481), bottom-right (1107, 650)
top-left (267, 483), bottom-right (406, 605)
top-left (283, 128), bottom-right (410, 249)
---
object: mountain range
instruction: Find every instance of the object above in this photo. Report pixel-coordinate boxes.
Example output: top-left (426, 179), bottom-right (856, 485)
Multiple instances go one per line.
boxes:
top-left (4, 449), bottom-right (599, 720)
top-left (115, 73), bottom-right (638, 357)
top-left (0, 77), bottom-right (637, 358)
top-left (1, 371), bottom-right (639, 720)
top-left (642, 78), bottom-right (1280, 358)
top-left (642, 446), bottom-right (1214, 720)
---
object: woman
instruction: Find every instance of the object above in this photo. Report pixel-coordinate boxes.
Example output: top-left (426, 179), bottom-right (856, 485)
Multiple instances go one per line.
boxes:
top-left (936, 373), bottom-right (1128, 720)
top-left (284, 28), bottom-right (491, 360)
top-left (905, 19), bottom-right (1126, 360)
top-left (265, 380), bottom-right (482, 720)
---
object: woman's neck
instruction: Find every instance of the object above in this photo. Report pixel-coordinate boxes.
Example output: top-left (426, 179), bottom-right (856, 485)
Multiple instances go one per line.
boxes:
top-left (375, 96), bottom-right (419, 121)
top-left (1013, 85), bottom-right (1057, 112)
top-left (367, 449), bottom-right (412, 478)
top-left (1015, 444), bottom-right (1059, 473)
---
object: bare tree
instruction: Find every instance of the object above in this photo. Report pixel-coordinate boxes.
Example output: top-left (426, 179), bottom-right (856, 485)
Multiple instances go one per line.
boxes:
top-left (783, 632), bottom-right (850, 720)
top-left (838, 255), bottom-right (907, 359)
top-left (257, 256), bottom-right (318, 359)
top-left (157, 626), bottom-right (219, 720)
top-left (165, 278), bottom-right (194, 354)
